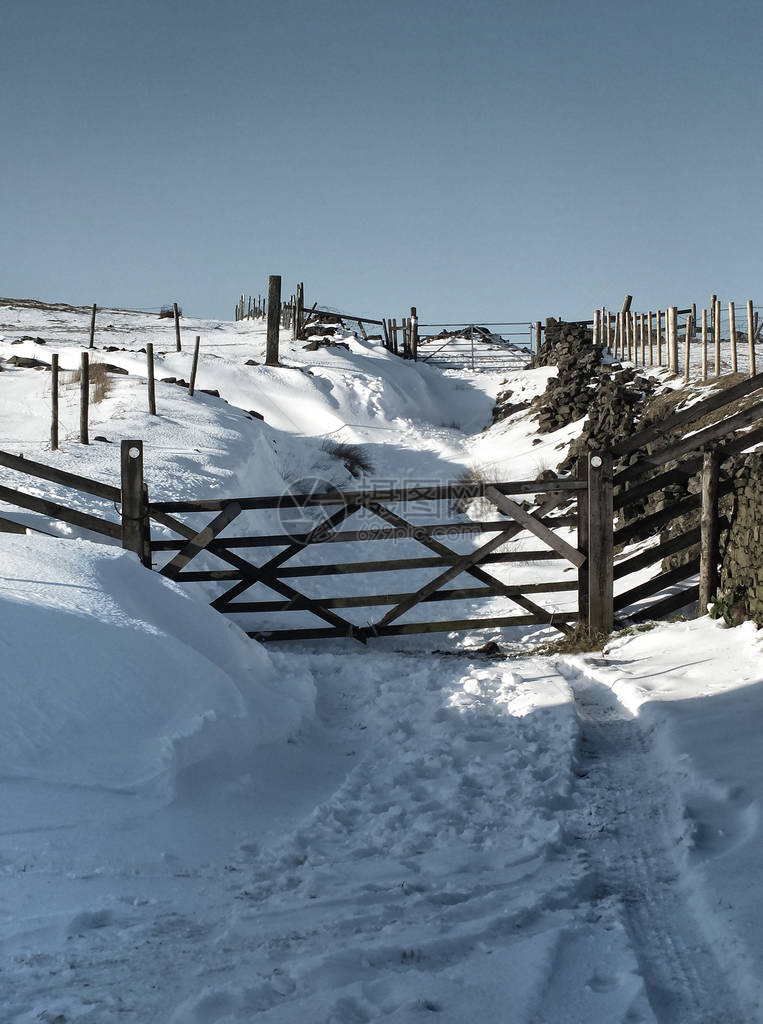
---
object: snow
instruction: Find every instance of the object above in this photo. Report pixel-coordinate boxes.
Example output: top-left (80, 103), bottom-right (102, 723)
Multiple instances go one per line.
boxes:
top-left (0, 299), bottom-right (762, 1021)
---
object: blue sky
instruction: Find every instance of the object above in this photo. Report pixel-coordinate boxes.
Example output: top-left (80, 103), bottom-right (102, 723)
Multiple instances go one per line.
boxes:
top-left (3, 0), bottom-right (762, 324)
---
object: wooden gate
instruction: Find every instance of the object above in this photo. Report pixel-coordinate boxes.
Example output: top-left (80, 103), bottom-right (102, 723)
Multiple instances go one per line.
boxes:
top-left (609, 372), bottom-right (763, 622)
top-left (147, 476), bottom-right (594, 643)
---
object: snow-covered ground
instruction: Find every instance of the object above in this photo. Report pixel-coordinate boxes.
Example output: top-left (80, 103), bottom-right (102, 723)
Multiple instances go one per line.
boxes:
top-left (0, 300), bottom-right (762, 1022)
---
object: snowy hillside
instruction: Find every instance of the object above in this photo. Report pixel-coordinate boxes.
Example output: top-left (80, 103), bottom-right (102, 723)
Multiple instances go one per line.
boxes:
top-left (1, 299), bottom-right (762, 1022)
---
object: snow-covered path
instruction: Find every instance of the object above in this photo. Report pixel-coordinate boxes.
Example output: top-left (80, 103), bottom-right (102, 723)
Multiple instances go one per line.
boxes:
top-left (559, 664), bottom-right (753, 1024)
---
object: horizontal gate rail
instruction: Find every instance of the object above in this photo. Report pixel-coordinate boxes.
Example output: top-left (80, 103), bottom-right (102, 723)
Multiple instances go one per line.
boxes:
top-left (172, 549), bottom-right (566, 583)
top-left (614, 478), bottom-right (734, 549)
top-left (149, 478), bottom-right (585, 514)
top-left (614, 558), bottom-right (700, 612)
top-left (0, 450), bottom-right (121, 502)
top-left (629, 585), bottom-right (700, 623)
top-left (226, 580), bottom-right (577, 614)
top-left (149, 514), bottom-right (578, 552)
top-left (0, 481), bottom-right (121, 540)
top-left (248, 612), bottom-right (578, 644)
top-left (614, 527), bottom-right (702, 580)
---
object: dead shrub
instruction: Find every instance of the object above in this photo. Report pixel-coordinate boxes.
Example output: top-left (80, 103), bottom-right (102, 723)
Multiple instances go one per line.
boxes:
top-left (321, 440), bottom-right (374, 478)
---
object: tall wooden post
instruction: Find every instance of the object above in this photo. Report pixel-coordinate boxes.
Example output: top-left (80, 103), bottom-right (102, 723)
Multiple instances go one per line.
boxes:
top-left (634, 313), bottom-right (643, 366)
top-left (50, 353), bottom-right (59, 451)
top-left (656, 310), bottom-right (663, 366)
top-left (266, 275), bottom-right (281, 366)
top-left (701, 308), bottom-right (708, 381)
top-left (587, 452), bottom-right (614, 636)
top-left (699, 449), bottom-right (721, 612)
top-left (592, 308), bottom-right (600, 349)
top-left (684, 312), bottom-right (693, 383)
top-left (120, 440), bottom-right (149, 567)
top-left (668, 306), bottom-right (678, 374)
top-left (647, 311), bottom-right (654, 365)
top-left (173, 302), bottom-right (182, 352)
top-left (534, 321), bottom-right (542, 359)
top-left (714, 298), bottom-right (721, 377)
top-left (576, 455), bottom-right (590, 628)
top-left (189, 335), bottom-right (201, 396)
top-left (747, 299), bottom-right (756, 377)
top-left (146, 343), bottom-right (157, 415)
top-left (729, 301), bottom-right (737, 373)
top-left (79, 351), bottom-right (89, 444)
top-left (410, 306), bottom-right (418, 360)
top-left (89, 304), bottom-right (96, 349)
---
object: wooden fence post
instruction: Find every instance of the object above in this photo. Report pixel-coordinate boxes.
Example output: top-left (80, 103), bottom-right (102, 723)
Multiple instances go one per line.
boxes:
top-left (51, 353), bottom-right (59, 451)
top-left (173, 302), bottom-right (182, 352)
top-left (80, 351), bottom-right (89, 444)
top-left (647, 311), bottom-right (654, 365)
top-left (189, 335), bottom-right (201, 396)
top-left (410, 306), bottom-right (418, 360)
top-left (748, 299), bottom-right (756, 377)
top-left (89, 304), bottom-right (96, 349)
top-left (699, 449), bottom-right (721, 612)
top-left (121, 440), bottom-right (150, 566)
top-left (587, 451), bottom-right (614, 636)
top-left (266, 275), bottom-right (281, 366)
top-left (729, 301), bottom-right (737, 373)
top-left (684, 312), bottom-right (693, 383)
top-left (634, 313), bottom-right (643, 366)
top-left (714, 298), bottom-right (721, 377)
top-left (576, 455), bottom-right (590, 628)
top-left (668, 306), bottom-right (678, 374)
top-left (146, 342), bottom-right (157, 415)
top-left (534, 321), bottom-right (542, 358)
top-left (701, 308), bottom-right (708, 381)
top-left (656, 310), bottom-right (663, 366)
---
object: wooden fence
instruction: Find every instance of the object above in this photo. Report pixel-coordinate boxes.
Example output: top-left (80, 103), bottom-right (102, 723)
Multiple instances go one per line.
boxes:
top-left (0, 442), bottom-right (149, 565)
top-left (1, 384), bottom-right (762, 640)
top-left (608, 371), bottom-right (763, 621)
top-left (537, 295), bottom-right (761, 382)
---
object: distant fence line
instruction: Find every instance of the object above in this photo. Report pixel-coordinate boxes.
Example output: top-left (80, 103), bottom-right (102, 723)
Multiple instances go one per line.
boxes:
top-left (570, 296), bottom-right (761, 382)
top-left (237, 282), bottom-right (761, 381)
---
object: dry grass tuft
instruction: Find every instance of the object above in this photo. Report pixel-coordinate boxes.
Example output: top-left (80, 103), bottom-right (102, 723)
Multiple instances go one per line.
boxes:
top-left (67, 359), bottom-right (112, 404)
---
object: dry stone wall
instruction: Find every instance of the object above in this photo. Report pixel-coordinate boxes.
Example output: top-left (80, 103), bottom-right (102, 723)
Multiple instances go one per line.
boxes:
top-left (717, 453), bottom-right (763, 625)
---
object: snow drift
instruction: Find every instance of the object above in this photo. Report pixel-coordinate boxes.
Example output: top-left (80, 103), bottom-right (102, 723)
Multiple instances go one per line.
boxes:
top-left (0, 535), bottom-right (315, 793)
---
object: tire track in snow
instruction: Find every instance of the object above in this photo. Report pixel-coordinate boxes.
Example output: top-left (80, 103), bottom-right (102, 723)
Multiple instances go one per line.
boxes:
top-left (560, 661), bottom-right (753, 1024)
